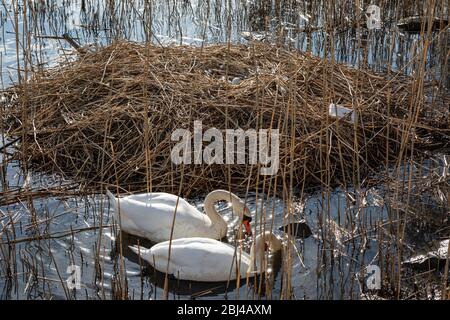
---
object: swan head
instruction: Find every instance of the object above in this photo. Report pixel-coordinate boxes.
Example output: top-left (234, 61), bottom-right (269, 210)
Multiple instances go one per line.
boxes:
top-left (242, 208), bottom-right (252, 236)
top-left (231, 198), bottom-right (252, 236)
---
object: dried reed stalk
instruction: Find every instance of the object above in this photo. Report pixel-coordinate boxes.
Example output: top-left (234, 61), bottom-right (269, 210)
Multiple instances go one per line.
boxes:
top-left (2, 41), bottom-right (448, 196)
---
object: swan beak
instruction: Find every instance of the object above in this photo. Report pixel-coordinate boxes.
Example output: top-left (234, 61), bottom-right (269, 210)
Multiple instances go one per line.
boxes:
top-left (243, 220), bottom-right (252, 236)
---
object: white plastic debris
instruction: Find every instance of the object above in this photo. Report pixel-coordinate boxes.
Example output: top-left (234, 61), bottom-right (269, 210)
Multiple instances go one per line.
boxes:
top-left (328, 103), bottom-right (355, 123)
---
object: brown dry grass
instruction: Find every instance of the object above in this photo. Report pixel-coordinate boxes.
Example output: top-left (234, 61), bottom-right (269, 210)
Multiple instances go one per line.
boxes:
top-left (2, 41), bottom-right (448, 196)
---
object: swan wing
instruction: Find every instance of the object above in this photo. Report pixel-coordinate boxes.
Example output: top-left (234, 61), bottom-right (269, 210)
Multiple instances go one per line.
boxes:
top-left (122, 193), bottom-right (187, 206)
top-left (147, 238), bottom-right (251, 282)
top-left (114, 193), bottom-right (211, 241)
top-left (120, 193), bottom-right (200, 217)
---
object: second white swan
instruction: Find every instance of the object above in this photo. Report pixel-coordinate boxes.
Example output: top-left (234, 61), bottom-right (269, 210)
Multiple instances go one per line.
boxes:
top-left (129, 231), bottom-right (282, 282)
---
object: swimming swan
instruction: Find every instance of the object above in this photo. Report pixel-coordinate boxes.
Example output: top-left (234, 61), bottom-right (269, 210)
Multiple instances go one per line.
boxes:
top-left (129, 231), bottom-right (282, 282)
top-left (106, 189), bottom-right (252, 243)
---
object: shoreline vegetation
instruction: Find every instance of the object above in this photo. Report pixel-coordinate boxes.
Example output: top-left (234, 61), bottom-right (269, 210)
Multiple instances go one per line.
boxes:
top-left (2, 41), bottom-right (448, 195)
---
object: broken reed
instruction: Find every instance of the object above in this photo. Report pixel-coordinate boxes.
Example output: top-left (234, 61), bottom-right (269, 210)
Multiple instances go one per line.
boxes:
top-left (2, 41), bottom-right (448, 197)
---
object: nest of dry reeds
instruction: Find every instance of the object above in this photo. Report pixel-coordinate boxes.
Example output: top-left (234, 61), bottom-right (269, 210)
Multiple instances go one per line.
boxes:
top-left (2, 41), bottom-right (448, 196)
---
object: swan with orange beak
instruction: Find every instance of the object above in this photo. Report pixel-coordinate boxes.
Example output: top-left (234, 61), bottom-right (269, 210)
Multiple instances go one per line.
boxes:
top-left (107, 189), bottom-right (253, 243)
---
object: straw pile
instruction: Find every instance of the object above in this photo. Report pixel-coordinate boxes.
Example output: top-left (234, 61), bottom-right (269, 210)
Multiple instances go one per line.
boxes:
top-left (2, 41), bottom-right (448, 195)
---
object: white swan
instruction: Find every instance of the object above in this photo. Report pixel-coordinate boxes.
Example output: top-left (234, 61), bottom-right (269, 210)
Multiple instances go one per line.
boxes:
top-left (129, 231), bottom-right (282, 282)
top-left (106, 189), bottom-right (252, 243)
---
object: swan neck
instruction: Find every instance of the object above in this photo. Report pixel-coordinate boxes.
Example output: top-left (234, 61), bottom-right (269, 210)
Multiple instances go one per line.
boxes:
top-left (249, 231), bottom-right (282, 274)
top-left (249, 234), bottom-right (266, 274)
top-left (204, 190), bottom-right (232, 238)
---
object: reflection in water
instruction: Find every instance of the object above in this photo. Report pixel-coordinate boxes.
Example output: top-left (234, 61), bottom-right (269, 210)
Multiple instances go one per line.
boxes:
top-left (0, 0), bottom-right (448, 86)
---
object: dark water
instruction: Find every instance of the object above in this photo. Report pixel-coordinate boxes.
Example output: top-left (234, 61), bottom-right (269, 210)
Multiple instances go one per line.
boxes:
top-left (0, 0), bottom-right (448, 300)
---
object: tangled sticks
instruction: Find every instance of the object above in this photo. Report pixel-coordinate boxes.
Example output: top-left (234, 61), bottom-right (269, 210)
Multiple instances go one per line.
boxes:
top-left (3, 41), bottom-right (448, 196)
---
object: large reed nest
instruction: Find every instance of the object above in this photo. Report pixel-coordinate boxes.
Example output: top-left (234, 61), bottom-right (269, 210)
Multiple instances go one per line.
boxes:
top-left (3, 41), bottom-right (448, 196)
